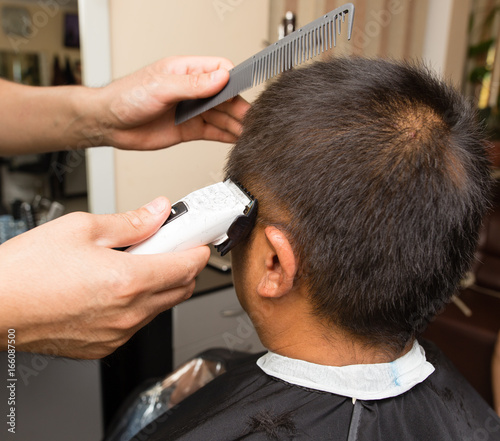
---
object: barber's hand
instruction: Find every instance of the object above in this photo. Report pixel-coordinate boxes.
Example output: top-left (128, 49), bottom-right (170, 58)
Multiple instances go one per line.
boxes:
top-left (0, 198), bottom-right (210, 359)
top-left (96, 56), bottom-right (250, 150)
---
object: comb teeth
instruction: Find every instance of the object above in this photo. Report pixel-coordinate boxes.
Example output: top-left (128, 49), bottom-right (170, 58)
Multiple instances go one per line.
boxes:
top-left (175, 3), bottom-right (354, 125)
top-left (251, 4), bottom-right (354, 87)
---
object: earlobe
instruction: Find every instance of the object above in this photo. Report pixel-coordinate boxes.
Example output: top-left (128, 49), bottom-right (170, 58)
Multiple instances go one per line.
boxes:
top-left (257, 227), bottom-right (297, 298)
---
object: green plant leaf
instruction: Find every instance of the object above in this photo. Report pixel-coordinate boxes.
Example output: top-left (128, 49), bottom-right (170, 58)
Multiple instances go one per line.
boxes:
top-left (469, 65), bottom-right (491, 83)
top-left (468, 38), bottom-right (495, 57)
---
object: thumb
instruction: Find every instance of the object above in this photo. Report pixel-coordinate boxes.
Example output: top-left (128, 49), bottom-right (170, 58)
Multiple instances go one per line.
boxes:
top-left (168, 68), bottom-right (230, 103)
top-left (95, 197), bottom-right (171, 248)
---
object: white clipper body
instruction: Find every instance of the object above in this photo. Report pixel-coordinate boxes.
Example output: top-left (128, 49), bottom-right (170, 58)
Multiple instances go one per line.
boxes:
top-left (126, 179), bottom-right (257, 256)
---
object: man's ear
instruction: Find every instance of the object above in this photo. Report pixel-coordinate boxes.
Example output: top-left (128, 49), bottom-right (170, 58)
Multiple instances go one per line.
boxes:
top-left (257, 226), bottom-right (297, 298)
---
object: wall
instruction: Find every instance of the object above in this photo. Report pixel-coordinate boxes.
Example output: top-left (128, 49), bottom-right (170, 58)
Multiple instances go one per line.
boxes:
top-left (109, 0), bottom-right (270, 212)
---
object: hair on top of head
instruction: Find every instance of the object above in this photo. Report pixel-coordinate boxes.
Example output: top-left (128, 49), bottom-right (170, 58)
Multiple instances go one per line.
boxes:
top-left (225, 57), bottom-right (492, 354)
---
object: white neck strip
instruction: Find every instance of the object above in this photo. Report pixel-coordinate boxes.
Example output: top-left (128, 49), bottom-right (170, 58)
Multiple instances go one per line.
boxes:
top-left (256, 340), bottom-right (435, 400)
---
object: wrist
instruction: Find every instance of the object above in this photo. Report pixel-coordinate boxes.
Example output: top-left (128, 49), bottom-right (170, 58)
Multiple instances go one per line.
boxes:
top-left (69, 86), bottom-right (111, 148)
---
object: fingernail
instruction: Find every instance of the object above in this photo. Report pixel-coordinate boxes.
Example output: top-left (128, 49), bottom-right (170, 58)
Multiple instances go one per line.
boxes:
top-left (144, 197), bottom-right (167, 215)
top-left (210, 69), bottom-right (225, 82)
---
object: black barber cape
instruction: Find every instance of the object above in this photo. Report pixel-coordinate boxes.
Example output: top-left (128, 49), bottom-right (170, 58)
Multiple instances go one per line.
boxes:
top-left (136, 340), bottom-right (500, 441)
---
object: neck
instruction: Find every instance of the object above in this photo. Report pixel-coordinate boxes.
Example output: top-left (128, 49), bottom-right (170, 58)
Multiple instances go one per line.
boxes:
top-left (256, 297), bottom-right (411, 366)
top-left (269, 332), bottom-right (412, 366)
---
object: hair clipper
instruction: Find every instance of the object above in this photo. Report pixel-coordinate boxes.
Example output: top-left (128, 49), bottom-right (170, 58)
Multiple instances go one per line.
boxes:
top-left (126, 179), bottom-right (257, 256)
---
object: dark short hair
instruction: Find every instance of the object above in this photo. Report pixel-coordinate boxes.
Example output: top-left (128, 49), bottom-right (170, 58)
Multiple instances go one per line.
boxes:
top-left (225, 57), bottom-right (492, 353)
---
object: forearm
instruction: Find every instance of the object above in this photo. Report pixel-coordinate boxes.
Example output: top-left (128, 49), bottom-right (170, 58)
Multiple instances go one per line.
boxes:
top-left (0, 78), bottom-right (103, 155)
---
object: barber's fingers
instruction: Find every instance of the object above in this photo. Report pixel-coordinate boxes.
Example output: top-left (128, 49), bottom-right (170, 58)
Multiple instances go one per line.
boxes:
top-left (162, 56), bottom-right (235, 76)
top-left (152, 56), bottom-right (234, 102)
top-left (102, 248), bottom-right (209, 345)
top-left (178, 95), bottom-right (249, 143)
top-left (201, 109), bottom-right (244, 140)
top-left (127, 246), bottom-right (211, 295)
top-left (91, 197), bottom-right (171, 248)
top-left (164, 68), bottom-right (231, 103)
top-left (128, 279), bottom-right (198, 333)
top-left (213, 95), bottom-right (250, 122)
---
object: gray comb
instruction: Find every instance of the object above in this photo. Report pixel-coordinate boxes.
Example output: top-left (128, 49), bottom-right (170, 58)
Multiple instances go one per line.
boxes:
top-left (175, 2), bottom-right (355, 125)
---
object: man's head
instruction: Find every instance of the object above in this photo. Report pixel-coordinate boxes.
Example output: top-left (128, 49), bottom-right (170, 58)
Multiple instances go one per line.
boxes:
top-left (225, 57), bottom-right (491, 356)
